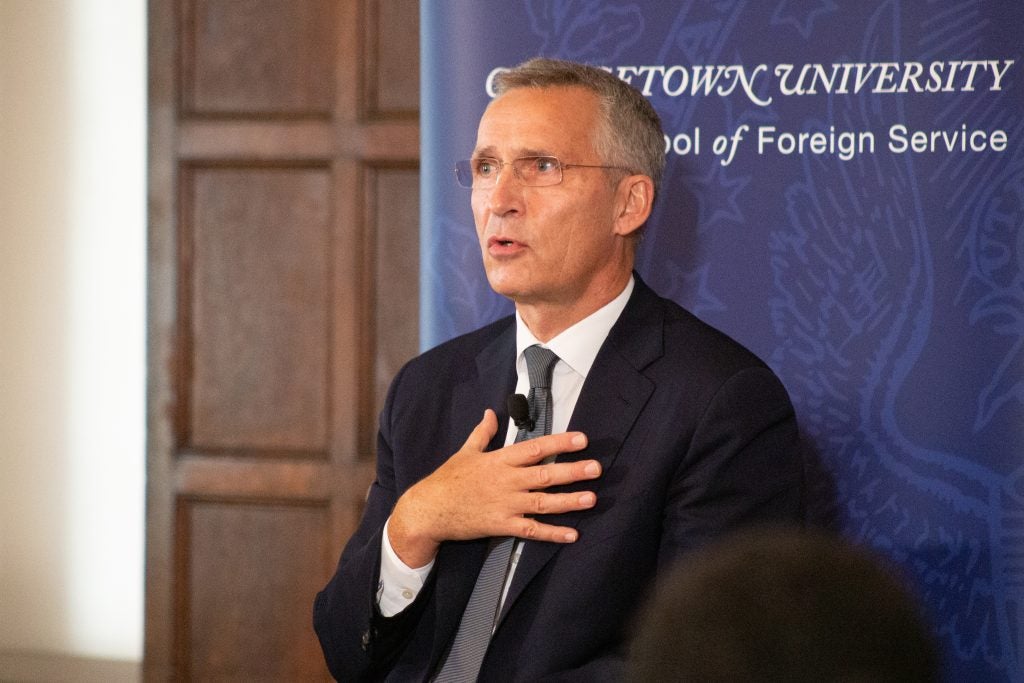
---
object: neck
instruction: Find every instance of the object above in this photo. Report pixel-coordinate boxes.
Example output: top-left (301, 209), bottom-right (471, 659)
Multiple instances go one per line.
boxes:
top-left (515, 270), bottom-right (632, 342)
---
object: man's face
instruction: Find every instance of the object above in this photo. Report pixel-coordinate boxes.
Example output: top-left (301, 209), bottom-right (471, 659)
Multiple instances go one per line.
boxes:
top-left (471, 86), bottom-right (633, 311)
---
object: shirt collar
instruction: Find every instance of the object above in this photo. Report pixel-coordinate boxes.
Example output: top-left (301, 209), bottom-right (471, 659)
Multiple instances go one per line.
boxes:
top-left (515, 276), bottom-right (634, 379)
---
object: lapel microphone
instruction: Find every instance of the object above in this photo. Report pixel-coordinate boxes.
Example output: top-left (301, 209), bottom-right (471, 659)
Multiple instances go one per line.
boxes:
top-left (507, 393), bottom-right (534, 431)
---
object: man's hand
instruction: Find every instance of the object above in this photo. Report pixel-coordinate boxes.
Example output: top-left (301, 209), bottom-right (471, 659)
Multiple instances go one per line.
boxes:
top-left (388, 409), bottom-right (601, 568)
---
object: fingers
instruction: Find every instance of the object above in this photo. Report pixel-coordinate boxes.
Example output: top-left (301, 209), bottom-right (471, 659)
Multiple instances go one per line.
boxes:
top-left (501, 431), bottom-right (600, 490)
top-left (515, 490), bottom-right (597, 516)
top-left (504, 431), bottom-right (589, 466)
top-left (519, 458), bottom-right (602, 490)
top-left (499, 489), bottom-right (597, 543)
top-left (507, 514), bottom-right (590, 544)
top-left (436, 413), bottom-right (599, 546)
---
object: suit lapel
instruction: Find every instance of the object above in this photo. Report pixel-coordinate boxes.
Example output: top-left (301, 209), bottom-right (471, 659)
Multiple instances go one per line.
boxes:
top-left (450, 320), bottom-right (517, 454)
top-left (497, 277), bottom-right (665, 625)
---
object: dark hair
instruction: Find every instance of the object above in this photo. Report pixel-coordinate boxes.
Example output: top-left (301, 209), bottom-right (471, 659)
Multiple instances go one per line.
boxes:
top-left (493, 57), bottom-right (665, 196)
top-left (627, 527), bottom-right (940, 683)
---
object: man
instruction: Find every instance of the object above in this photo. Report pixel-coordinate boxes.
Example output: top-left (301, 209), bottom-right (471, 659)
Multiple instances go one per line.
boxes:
top-left (314, 58), bottom-right (803, 681)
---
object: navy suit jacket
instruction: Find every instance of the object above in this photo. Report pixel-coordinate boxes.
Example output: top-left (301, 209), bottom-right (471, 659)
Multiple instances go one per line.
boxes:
top-left (314, 276), bottom-right (803, 681)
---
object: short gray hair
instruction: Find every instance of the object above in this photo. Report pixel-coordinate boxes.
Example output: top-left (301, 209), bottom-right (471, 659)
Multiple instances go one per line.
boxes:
top-left (493, 57), bottom-right (665, 196)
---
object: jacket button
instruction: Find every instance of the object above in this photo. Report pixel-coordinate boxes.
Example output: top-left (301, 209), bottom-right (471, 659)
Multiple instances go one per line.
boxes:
top-left (360, 629), bottom-right (371, 651)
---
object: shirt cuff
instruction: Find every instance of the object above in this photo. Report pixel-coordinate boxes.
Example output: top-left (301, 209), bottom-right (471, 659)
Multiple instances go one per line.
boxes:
top-left (377, 517), bottom-right (435, 617)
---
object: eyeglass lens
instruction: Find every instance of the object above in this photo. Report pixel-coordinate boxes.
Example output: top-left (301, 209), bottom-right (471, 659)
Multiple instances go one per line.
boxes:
top-left (454, 156), bottom-right (562, 188)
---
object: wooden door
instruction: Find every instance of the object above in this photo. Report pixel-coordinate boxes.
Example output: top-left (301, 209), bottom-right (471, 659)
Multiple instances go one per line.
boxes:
top-left (145, 1), bottom-right (420, 679)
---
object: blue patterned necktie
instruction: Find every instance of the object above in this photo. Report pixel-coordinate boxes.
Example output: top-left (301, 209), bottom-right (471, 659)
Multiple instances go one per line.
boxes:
top-left (433, 345), bottom-right (560, 682)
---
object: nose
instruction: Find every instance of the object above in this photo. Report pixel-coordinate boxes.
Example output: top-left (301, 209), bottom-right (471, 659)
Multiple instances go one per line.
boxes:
top-left (481, 162), bottom-right (523, 217)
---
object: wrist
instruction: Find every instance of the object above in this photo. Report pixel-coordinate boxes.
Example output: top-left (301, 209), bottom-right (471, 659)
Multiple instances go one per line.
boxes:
top-left (389, 490), bottom-right (440, 569)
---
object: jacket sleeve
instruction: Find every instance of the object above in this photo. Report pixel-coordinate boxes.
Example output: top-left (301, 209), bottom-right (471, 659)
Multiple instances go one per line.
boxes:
top-left (313, 365), bottom-right (435, 681)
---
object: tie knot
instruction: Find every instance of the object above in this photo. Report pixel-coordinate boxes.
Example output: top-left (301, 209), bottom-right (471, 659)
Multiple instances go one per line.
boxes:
top-left (523, 345), bottom-right (559, 389)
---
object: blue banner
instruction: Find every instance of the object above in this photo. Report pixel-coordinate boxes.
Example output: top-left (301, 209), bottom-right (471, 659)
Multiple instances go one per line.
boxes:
top-left (421, 2), bottom-right (1023, 680)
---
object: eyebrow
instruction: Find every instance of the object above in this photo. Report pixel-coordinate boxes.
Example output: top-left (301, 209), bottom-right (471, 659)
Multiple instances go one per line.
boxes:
top-left (471, 147), bottom-right (555, 160)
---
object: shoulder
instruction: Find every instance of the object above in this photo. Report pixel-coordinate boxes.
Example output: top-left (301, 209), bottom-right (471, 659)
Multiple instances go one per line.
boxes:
top-left (663, 298), bottom-right (767, 372)
top-left (629, 278), bottom-right (769, 370)
top-left (624, 279), bottom-right (782, 395)
top-left (421, 314), bottom-right (515, 356)
top-left (387, 315), bottom-right (514, 395)
top-left (379, 315), bottom-right (515, 446)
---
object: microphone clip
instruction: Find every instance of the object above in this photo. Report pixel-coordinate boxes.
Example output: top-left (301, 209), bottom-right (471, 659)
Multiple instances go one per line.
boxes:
top-left (507, 393), bottom-right (534, 432)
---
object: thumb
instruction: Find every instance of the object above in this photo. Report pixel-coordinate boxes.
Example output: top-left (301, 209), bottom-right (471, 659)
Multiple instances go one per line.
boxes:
top-left (465, 409), bottom-right (499, 452)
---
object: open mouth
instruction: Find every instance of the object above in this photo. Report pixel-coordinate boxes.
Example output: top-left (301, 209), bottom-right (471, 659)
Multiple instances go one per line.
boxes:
top-left (487, 236), bottom-right (526, 256)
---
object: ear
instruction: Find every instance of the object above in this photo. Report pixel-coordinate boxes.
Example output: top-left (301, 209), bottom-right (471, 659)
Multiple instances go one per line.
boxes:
top-left (612, 175), bottom-right (654, 237)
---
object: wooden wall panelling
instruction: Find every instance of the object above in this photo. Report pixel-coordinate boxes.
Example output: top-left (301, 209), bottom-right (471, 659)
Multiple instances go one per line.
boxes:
top-left (365, 163), bottom-right (420, 453)
top-left (176, 499), bottom-right (332, 680)
top-left (364, 0), bottom-right (420, 120)
top-left (147, 0), bottom-right (420, 679)
top-left (182, 163), bottom-right (332, 456)
top-left (180, 0), bottom-right (336, 118)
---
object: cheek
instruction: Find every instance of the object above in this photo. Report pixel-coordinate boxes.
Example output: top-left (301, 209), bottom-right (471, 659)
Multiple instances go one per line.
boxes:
top-left (470, 194), bottom-right (489, 235)
top-left (558, 199), bottom-right (616, 258)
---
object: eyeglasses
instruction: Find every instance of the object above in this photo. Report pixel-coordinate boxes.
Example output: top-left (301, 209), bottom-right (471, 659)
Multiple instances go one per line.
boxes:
top-left (453, 156), bottom-right (632, 188)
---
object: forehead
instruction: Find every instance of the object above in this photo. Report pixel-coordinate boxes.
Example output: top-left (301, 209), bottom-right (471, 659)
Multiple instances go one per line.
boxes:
top-left (474, 86), bottom-right (602, 158)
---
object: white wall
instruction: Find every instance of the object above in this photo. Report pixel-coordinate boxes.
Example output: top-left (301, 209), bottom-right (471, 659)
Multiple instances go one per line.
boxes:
top-left (0, 0), bottom-right (145, 666)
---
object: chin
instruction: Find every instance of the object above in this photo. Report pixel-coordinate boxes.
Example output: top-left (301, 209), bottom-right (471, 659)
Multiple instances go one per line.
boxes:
top-left (484, 271), bottom-right (526, 301)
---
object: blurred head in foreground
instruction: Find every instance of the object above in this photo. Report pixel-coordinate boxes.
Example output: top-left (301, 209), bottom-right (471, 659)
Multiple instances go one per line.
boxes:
top-left (627, 527), bottom-right (939, 682)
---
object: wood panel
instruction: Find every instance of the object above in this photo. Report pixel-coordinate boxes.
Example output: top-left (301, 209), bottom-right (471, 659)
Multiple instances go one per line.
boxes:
top-left (367, 165), bottom-right (420, 449)
top-left (184, 165), bottom-right (331, 455)
top-left (146, 0), bottom-right (420, 679)
top-left (364, 0), bottom-right (420, 119)
top-left (180, 0), bottom-right (336, 118)
top-left (177, 499), bottom-right (333, 680)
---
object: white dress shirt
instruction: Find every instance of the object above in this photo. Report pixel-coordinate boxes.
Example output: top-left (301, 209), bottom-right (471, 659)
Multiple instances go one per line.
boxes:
top-left (376, 277), bottom-right (635, 617)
